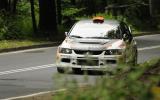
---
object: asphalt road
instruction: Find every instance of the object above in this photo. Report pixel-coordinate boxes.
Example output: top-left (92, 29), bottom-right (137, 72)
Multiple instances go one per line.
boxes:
top-left (0, 34), bottom-right (160, 99)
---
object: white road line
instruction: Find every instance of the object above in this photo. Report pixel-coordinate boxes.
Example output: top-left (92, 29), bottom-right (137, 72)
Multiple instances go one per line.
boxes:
top-left (3, 88), bottom-right (67, 100)
top-left (4, 89), bottom-right (66, 100)
top-left (0, 64), bottom-right (55, 76)
top-left (3, 91), bottom-right (53, 100)
top-left (138, 45), bottom-right (160, 51)
top-left (135, 34), bottom-right (160, 38)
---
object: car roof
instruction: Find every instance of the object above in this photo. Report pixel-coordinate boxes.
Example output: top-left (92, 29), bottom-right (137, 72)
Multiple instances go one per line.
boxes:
top-left (76, 19), bottom-right (120, 28)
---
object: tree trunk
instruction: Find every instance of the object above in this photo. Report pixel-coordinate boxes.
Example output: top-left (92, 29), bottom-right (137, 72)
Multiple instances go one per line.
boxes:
top-left (38, 0), bottom-right (57, 39)
top-left (30, 0), bottom-right (37, 34)
top-left (0, 0), bottom-right (18, 14)
top-left (12, 0), bottom-right (18, 13)
top-left (85, 0), bottom-right (96, 16)
top-left (56, 0), bottom-right (62, 25)
top-left (71, 0), bottom-right (76, 5)
top-left (112, 0), bottom-right (118, 18)
top-left (101, 0), bottom-right (107, 12)
top-left (0, 0), bottom-right (8, 11)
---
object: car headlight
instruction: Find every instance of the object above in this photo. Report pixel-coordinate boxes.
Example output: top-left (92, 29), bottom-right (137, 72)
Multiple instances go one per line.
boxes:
top-left (105, 49), bottom-right (123, 55)
top-left (59, 48), bottom-right (72, 54)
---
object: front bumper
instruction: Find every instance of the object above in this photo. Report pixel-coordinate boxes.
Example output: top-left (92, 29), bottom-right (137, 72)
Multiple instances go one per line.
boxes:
top-left (56, 53), bottom-right (122, 71)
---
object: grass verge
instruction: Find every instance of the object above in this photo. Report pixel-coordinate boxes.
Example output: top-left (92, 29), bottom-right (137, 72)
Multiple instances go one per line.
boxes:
top-left (0, 40), bottom-right (53, 49)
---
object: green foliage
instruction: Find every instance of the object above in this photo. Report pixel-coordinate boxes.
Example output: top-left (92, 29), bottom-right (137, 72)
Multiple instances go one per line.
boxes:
top-left (0, 14), bottom-right (33, 40)
top-left (5, 16), bottom-right (33, 39)
top-left (106, 0), bottom-right (159, 31)
top-left (0, 0), bottom-right (34, 40)
top-left (0, 16), bottom-right (7, 40)
top-left (53, 58), bottom-right (160, 100)
top-left (76, 0), bottom-right (107, 15)
top-left (62, 8), bottom-right (84, 17)
top-left (17, 0), bottom-right (31, 15)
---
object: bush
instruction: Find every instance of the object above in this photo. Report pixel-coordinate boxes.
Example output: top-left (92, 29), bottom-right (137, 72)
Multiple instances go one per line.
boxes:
top-left (53, 58), bottom-right (160, 100)
top-left (0, 13), bottom-right (33, 40)
top-left (0, 0), bottom-right (34, 40)
top-left (3, 16), bottom-right (33, 40)
top-left (0, 13), bottom-right (7, 40)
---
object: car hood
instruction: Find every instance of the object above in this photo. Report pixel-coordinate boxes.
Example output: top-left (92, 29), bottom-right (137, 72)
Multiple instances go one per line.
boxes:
top-left (60, 37), bottom-right (125, 50)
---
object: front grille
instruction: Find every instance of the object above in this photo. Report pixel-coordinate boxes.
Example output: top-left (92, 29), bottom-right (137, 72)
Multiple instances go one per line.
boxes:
top-left (77, 59), bottom-right (99, 66)
top-left (106, 60), bottom-right (116, 64)
top-left (61, 58), bottom-right (71, 63)
top-left (74, 50), bottom-right (103, 55)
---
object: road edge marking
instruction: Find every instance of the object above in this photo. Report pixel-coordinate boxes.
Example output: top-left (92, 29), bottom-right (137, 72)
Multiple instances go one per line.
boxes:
top-left (3, 89), bottom-right (66, 100)
top-left (138, 45), bottom-right (160, 51)
top-left (135, 34), bottom-right (160, 38)
top-left (0, 64), bottom-right (55, 76)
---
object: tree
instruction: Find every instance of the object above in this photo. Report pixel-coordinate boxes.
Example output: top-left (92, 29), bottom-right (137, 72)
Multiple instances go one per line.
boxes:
top-left (12, 0), bottom-right (18, 13)
top-left (71, 0), bottom-right (76, 5)
top-left (80, 0), bottom-right (96, 15)
top-left (38, 0), bottom-right (57, 39)
top-left (150, 0), bottom-right (160, 16)
top-left (100, 0), bottom-right (108, 12)
top-left (0, 0), bottom-right (8, 11)
top-left (0, 0), bottom-right (18, 14)
top-left (76, 0), bottom-right (107, 16)
top-left (56, 0), bottom-right (62, 25)
top-left (30, 0), bottom-right (37, 34)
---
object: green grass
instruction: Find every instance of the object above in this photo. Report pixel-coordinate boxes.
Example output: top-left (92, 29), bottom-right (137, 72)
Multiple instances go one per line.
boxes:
top-left (0, 40), bottom-right (52, 49)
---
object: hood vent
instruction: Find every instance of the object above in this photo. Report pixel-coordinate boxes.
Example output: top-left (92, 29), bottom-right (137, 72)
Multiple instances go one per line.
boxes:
top-left (79, 42), bottom-right (103, 44)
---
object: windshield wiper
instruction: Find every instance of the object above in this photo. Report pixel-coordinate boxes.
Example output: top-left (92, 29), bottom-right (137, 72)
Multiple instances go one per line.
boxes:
top-left (70, 35), bottom-right (82, 38)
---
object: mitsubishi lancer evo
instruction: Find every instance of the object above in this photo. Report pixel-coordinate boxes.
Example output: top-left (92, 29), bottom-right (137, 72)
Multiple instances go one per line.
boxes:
top-left (56, 17), bottom-right (137, 73)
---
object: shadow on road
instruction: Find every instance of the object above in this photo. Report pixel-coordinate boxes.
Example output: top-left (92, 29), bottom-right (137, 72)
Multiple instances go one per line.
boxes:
top-left (59, 70), bottom-right (112, 76)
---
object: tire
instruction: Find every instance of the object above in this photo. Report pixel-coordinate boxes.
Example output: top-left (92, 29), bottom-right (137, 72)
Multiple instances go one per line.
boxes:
top-left (133, 49), bottom-right (138, 66)
top-left (131, 49), bottom-right (138, 67)
top-left (57, 67), bottom-right (65, 73)
top-left (72, 68), bottom-right (81, 74)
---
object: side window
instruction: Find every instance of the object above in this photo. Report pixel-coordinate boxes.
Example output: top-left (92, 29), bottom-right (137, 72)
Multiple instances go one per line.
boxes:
top-left (120, 22), bottom-right (133, 42)
top-left (123, 23), bottom-right (132, 36)
top-left (120, 23), bottom-right (129, 34)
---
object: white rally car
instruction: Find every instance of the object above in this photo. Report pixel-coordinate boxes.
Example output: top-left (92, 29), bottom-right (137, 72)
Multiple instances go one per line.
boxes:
top-left (56, 17), bottom-right (137, 73)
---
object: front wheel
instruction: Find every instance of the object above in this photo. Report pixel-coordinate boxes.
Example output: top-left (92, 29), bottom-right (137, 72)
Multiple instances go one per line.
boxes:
top-left (72, 68), bottom-right (81, 74)
top-left (133, 49), bottom-right (138, 66)
top-left (130, 49), bottom-right (138, 67)
top-left (57, 67), bottom-right (65, 73)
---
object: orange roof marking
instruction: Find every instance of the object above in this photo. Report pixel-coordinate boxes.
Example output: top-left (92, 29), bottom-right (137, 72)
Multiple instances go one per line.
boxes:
top-left (93, 16), bottom-right (104, 21)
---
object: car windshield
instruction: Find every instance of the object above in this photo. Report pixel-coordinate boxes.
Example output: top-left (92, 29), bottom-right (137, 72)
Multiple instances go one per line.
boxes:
top-left (69, 22), bottom-right (122, 39)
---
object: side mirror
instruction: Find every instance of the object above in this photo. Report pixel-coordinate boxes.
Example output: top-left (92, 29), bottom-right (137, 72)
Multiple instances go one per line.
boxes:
top-left (65, 32), bottom-right (69, 37)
